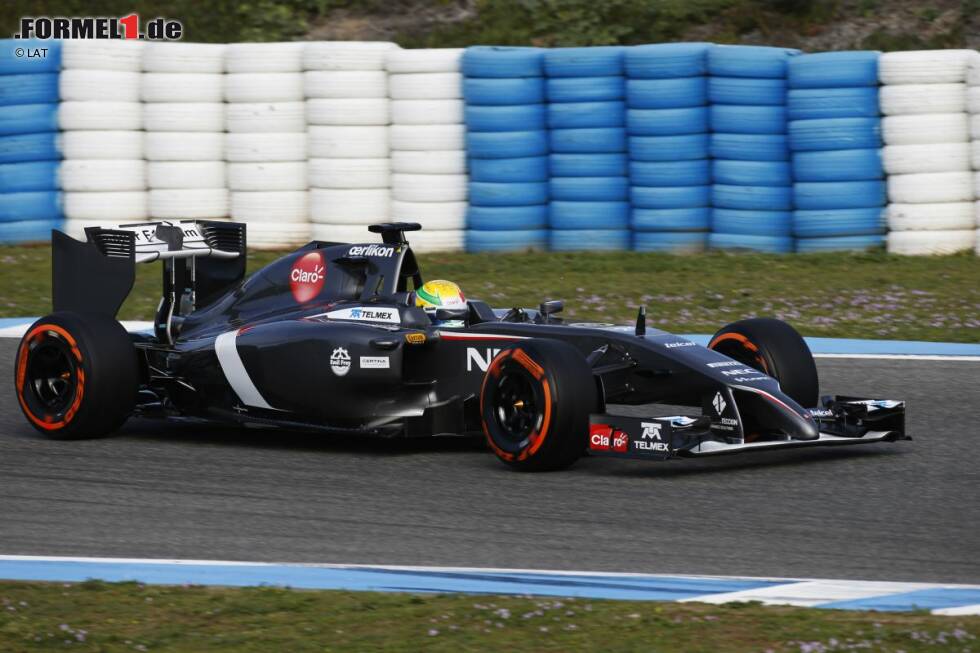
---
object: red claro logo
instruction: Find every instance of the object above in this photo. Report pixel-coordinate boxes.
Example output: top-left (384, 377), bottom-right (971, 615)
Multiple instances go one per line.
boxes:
top-left (589, 424), bottom-right (628, 452)
top-left (290, 252), bottom-right (325, 303)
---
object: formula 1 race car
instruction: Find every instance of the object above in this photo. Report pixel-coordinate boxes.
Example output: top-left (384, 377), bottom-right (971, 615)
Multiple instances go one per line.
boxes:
top-left (14, 221), bottom-right (908, 471)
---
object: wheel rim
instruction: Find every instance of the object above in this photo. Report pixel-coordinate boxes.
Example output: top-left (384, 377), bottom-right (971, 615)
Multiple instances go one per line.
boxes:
top-left (491, 365), bottom-right (544, 450)
top-left (23, 332), bottom-right (78, 419)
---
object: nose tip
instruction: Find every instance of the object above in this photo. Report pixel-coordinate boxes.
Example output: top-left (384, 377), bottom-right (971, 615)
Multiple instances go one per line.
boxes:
top-left (793, 415), bottom-right (820, 441)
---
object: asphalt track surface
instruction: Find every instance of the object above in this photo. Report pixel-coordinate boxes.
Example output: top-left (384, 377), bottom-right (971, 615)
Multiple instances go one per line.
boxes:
top-left (1, 338), bottom-right (977, 584)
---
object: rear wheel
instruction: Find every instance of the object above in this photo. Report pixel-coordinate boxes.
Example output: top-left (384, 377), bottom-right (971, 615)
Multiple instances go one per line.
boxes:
top-left (708, 317), bottom-right (819, 408)
top-left (15, 312), bottom-right (138, 439)
top-left (480, 339), bottom-right (596, 472)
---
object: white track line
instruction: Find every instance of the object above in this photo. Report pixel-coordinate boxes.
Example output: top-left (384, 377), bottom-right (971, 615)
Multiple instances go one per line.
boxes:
top-left (813, 353), bottom-right (980, 362)
top-left (0, 555), bottom-right (976, 615)
top-left (682, 580), bottom-right (930, 607)
top-left (934, 604), bottom-right (980, 616)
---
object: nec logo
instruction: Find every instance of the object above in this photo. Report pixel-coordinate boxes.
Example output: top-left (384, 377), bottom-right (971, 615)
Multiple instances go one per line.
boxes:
top-left (466, 347), bottom-right (501, 372)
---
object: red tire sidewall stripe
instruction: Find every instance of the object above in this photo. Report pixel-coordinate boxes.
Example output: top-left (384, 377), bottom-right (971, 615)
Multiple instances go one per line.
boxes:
top-left (16, 323), bottom-right (85, 431)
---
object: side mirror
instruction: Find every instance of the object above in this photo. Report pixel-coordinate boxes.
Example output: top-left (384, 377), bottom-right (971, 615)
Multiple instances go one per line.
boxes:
top-left (435, 307), bottom-right (469, 321)
top-left (539, 300), bottom-right (563, 316)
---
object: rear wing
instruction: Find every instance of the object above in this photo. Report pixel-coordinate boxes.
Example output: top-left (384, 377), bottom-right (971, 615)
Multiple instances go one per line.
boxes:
top-left (53, 220), bottom-right (246, 340)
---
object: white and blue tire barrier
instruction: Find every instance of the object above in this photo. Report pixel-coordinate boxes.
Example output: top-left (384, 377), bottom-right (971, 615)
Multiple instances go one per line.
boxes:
top-left (709, 45), bottom-right (798, 252)
top-left (0, 39), bottom-right (63, 236)
top-left (789, 51), bottom-right (886, 251)
top-left (626, 43), bottom-right (709, 251)
top-left (464, 46), bottom-right (549, 252)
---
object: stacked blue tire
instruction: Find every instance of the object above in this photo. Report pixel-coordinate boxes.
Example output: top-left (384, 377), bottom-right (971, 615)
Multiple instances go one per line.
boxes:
top-left (463, 47), bottom-right (549, 252)
top-left (544, 46), bottom-right (629, 251)
top-left (708, 45), bottom-right (799, 253)
top-left (787, 51), bottom-right (886, 252)
top-left (626, 43), bottom-right (711, 253)
top-left (0, 39), bottom-right (62, 243)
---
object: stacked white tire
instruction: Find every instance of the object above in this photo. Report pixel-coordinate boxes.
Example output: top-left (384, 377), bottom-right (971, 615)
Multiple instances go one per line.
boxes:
top-left (970, 52), bottom-right (980, 256)
top-left (59, 40), bottom-right (147, 235)
top-left (385, 47), bottom-right (466, 252)
top-left (142, 42), bottom-right (228, 223)
top-left (880, 49), bottom-right (976, 254)
top-left (225, 42), bottom-right (309, 249)
top-left (306, 41), bottom-right (399, 245)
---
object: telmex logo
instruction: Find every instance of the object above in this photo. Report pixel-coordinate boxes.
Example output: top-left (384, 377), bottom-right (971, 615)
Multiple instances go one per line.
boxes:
top-left (640, 422), bottom-right (662, 440)
top-left (635, 421), bottom-right (669, 452)
top-left (350, 308), bottom-right (394, 321)
top-left (324, 307), bottom-right (401, 324)
top-left (466, 347), bottom-right (501, 372)
top-left (348, 244), bottom-right (395, 257)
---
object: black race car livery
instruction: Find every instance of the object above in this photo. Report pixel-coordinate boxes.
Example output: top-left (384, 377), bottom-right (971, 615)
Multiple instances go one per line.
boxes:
top-left (14, 221), bottom-right (907, 471)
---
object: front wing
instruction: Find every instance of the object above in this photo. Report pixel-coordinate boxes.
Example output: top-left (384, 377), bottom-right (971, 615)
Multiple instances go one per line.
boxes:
top-left (588, 396), bottom-right (908, 460)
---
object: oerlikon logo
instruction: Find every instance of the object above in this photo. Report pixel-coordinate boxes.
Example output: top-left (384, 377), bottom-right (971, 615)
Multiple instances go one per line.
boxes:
top-left (290, 252), bottom-right (325, 303)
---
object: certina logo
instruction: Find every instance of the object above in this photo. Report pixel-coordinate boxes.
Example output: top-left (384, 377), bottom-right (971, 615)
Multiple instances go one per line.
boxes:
top-left (330, 347), bottom-right (351, 376)
top-left (713, 392), bottom-right (727, 414)
top-left (467, 347), bottom-right (501, 372)
top-left (290, 252), bottom-right (325, 303)
top-left (635, 421), bottom-right (669, 453)
top-left (359, 356), bottom-right (390, 370)
top-left (348, 244), bottom-right (395, 258)
top-left (707, 361), bottom-right (741, 368)
top-left (664, 341), bottom-right (695, 348)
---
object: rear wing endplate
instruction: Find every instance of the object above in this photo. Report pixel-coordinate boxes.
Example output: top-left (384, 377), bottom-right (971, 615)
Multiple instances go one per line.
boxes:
top-left (53, 220), bottom-right (246, 325)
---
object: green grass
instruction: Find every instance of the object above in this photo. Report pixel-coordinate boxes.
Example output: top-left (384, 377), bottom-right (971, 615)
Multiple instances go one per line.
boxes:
top-left (2, 245), bottom-right (979, 342)
top-left (0, 581), bottom-right (976, 652)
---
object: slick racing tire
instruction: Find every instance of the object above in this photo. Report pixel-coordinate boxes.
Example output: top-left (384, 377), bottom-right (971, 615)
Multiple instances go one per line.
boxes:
top-left (15, 312), bottom-right (138, 439)
top-left (480, 339), bottom-right (596, 472)
top-left (708, 318), bottom-right (819, 408)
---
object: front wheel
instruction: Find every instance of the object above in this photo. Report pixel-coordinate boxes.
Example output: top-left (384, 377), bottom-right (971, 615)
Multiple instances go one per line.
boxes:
top-left (15, 312), bottom-right (138, 439)
top-left (708, 317), bottom-right (819, 408)
top-left (480, 339), bottom-right (596, 472)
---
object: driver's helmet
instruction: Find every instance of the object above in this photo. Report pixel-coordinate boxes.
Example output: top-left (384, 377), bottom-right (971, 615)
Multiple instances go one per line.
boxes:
top-left (416, 280), bottom-right (466, 326)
